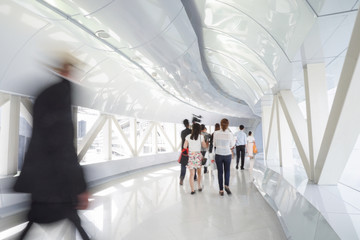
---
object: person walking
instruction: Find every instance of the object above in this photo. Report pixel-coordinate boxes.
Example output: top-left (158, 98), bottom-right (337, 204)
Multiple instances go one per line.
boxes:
top-left (213, 119), bottom-right (235, 196)
top-left (179, 119), bottom-right (192, 185)
top-left (183, 123), bottom-right (208, 194)
top-left (14, 54), bottom-right (90, 240)
top-left (234, 125), bottom-right (247, 170)
top-left (247, 131), bottom-right (256, 160)
top-left (200, 124), bottom-right (211, 174)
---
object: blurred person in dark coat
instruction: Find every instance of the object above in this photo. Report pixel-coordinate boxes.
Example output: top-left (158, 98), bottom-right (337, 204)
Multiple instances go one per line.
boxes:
top-left (14, 54), bottom-right (90, 240)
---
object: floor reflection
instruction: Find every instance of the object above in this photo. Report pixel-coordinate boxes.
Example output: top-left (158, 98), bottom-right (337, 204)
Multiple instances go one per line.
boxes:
top-left (5, 159), bottom-right (286, 240)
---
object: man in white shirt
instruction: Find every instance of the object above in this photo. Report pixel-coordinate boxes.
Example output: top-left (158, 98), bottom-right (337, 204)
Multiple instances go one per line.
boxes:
top-left (234, 125), bottom-right (247, 170)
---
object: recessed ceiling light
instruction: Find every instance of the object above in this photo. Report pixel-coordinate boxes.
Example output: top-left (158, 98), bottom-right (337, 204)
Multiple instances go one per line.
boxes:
top-left (95, 30), bottom-right (110, 39)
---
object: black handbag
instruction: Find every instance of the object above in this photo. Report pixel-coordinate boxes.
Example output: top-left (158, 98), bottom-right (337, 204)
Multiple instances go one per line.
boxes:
top-left (178, 148), bottom-right (189, 165)
top-left (201, 156), bottom-right (207, 165)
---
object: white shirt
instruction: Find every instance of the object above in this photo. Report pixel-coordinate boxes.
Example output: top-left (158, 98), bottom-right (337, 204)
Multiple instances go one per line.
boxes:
top-left (185, 135), bottom-right (204, 152)
top-left (247, 135), bottom-right (255, 143)
top-left (234, 130), bottom-right (247, 146)
top-left (213, 129), bottom-right (235, 155)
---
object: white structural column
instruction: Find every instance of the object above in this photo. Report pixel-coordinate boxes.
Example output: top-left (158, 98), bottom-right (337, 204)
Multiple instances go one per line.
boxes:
top-left (102, 116), bottom-right (112, 160)
top-left (275, 96), bottom-right (283, 167)
top-left (261, 96), bottom-right (273, 161)
top-left (0, 95), bottom-right (20, 175)
top-left (265, 96), bottom-right (280, 164)
top-left (304, 63), bottom-right (328, 181)
top-left (130, 119), bottom-right (138, 156)
top-left (278, 90), bottom-right (311, 179)
top-left (277, 95), bottom-right (294, 167)
top-left (315, 11), bottom-right (360, 184)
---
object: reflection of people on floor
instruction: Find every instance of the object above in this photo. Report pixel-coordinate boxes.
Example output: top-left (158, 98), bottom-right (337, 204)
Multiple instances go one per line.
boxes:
top-left (14, 53), bottom-right (90, 240)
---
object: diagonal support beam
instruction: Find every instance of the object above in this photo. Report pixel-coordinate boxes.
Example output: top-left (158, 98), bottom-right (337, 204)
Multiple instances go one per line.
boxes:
top-left (78, 115), bottom-right (107, 161)
top-left (20, 98), bottom-right (33, 127)
top-left (265, 96), bottom-right (277, 158)
top-left (137, 123), bottom-right (155, 153)
top-left (156, 123), bottom-right (176, 151)
top-left (0, 93), bottom-right (10, 108)
top-left (304, 63), bottom-right (328, 181)
top-left (278, 90), bottom-right (311, 178)
top-left (275, 96), bottom-right (283, 167)
top-left (111, 116), bottom-right (135, 156)
top-left (315, 11), bottom-right (360, 184)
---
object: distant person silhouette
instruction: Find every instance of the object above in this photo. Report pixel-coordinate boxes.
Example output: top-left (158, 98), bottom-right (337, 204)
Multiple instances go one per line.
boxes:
top-left (14, 54), bottom-right (90, 240)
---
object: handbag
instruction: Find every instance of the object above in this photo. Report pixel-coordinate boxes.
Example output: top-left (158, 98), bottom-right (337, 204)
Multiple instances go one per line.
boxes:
top-left (178, 148), bottom-right (189, 165)
top-left (253, 143), bottom-right (258, 154)
top-left (201, 155), bottom-right (207, 165)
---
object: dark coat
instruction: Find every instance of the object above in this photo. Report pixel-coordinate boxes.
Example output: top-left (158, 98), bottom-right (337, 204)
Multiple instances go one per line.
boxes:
top-left (14, 77), bottom-right (87, 223)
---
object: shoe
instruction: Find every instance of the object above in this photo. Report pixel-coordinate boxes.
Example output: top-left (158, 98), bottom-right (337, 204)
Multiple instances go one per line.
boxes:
top-left (224, 186), bottom-right (232, 195)
top-left (179, 178), bottom-right (184, 185)
top-left (241, 167), bottom-right (244, 170)
top-left (198, 187), bottom-right (202, 192)
top-left (219, 191), bottom-right (224, 196)
top-left (194, 178), bottom-right (197, 181)
top-left (191, 191), bottom-right (196, 195)
top-left (236, 165), bottom-right (239, 170)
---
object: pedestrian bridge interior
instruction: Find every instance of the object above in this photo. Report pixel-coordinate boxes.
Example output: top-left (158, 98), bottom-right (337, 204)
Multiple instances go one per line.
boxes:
top-left (1, 0), bottom-right (360, 239)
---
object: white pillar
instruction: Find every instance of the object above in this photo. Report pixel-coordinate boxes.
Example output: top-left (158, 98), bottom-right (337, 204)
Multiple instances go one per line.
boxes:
top-left (102, 117), bottom-right (112, 161)
top-left (315, 10), bottom-right (360, 184)
top-left (0, 95), bottom-right (20, 175)
top-left (275, 96), bottom-right (283, 167)
top-left (265, 96), bottom-right (280, 165)
top-left (130, 118), bottom-right (138, 156)
top-left (304, 63), bottom-right (328, 181)
top-left (277, 95), bottom-right (294, 167)
top-left (278, 90), bottom-right (311, 178)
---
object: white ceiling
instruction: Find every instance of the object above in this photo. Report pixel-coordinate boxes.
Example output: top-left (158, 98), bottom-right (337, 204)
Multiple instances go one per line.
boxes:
top-left (0, 0), bottom-right (358, 125)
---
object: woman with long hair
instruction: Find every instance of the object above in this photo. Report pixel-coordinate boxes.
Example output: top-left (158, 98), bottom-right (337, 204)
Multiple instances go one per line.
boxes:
top-left (183, 123), bottom-right (208, 194)
top-left (213, 119), bottom-right (235, 196)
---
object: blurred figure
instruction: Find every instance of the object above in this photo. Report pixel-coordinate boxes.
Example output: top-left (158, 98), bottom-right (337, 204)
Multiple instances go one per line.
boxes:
top-left (183, 123), bottom-right (208, 194)
top-left (200, 124), bottom-right (211, 174)
top-left (213, 119), bottom-right (235, 196)
top-left (179, 119), bottom-right (192, 185)
top-left (14, 53), bottom-right (90, 240)
top-left (234, 125), bottom-right (247, 170)
top-left (247, 131), bottom-right (256, 160)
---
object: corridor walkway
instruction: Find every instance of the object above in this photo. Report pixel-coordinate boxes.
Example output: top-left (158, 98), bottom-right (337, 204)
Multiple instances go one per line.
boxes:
top-left (6, 160), bottom-right (286, 240)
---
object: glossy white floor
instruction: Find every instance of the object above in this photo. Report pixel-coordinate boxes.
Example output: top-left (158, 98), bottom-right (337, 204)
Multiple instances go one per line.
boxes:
top-left (5, 159), bottom-right (286, 240)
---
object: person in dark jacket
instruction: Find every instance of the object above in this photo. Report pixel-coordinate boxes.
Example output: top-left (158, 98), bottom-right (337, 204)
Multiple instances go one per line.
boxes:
top-left (179, 119), bottom-right (192, 185)
top-left (14, 58), bottom-right (90, 240)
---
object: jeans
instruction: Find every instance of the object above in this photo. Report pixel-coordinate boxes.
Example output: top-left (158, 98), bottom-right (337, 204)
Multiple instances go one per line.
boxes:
top-left (236, 145), bottom-right (246, 168)
top-left (215, 154), bottom-right (232, 191)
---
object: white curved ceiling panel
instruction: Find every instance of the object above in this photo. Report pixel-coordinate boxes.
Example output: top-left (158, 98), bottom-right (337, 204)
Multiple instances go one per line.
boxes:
top-left (307, 0), bottom-right (358, 16)
top-left (206, 52), bottom-right (262, 101)
top-left (204, 0), bottom-right (316, 58)
top-left (203, 29), bottom-right (276, 92)
top-left (3, 0), bottom-right (356, 126)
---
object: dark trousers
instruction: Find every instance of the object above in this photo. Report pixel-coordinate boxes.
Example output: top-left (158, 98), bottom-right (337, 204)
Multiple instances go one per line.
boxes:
top-left (236, 145), bottom-right (246, 168)
top-left (19, 210), bottom-right (90, 240)
top-left (215, 154), bottom-right (232, 191)
top-left (180, 163), bottom-right (187, 179)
